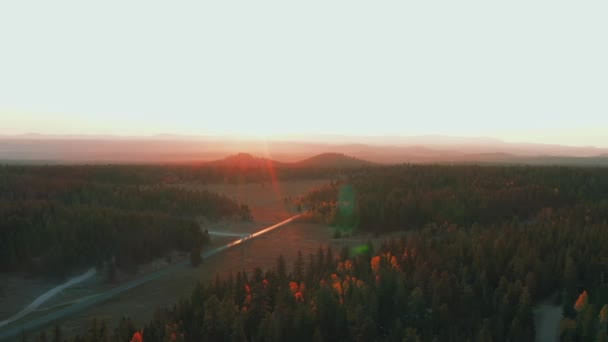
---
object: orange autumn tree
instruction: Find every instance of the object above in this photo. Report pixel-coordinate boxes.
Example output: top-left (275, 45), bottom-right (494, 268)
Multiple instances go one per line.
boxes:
top-left (289, 281), bottom-right (305, 302)
top-left (370, 255), bottom-right (381, 273)
top-left (574, 290), bottom-right (597, 340)
top-left (574, 290), bottom-right (589, 312)
top-left (600, 304), bottom-right (608, 324)
top-left (131, 331), bottom-right (143, 342)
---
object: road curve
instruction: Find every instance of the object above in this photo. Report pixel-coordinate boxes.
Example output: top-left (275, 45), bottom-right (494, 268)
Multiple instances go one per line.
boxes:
top-left (0, 214), bottom-right (302, 341)
top-left (0, 269), bottom-right (96, 329)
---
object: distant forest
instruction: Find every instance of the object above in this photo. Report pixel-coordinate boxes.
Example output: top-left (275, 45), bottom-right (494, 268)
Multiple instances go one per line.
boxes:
top-left (301, 165), bottom-right (608, 231)
top-left (0, 165), bottom-right (251, 276)
top-left (0, 163), bottom-right (346, 186)
top-left (16, 164), bottom-right (608, 341)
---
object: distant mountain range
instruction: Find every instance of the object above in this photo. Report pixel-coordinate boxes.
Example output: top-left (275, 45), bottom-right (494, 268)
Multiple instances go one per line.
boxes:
top-left (1, 134), bottom-right (608, 166)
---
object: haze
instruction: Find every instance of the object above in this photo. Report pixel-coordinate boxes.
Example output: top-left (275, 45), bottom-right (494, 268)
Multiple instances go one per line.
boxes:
top-left (1, 1), bottom-right (607, 147)
top-left (3, 3), bottom-right (608, 341)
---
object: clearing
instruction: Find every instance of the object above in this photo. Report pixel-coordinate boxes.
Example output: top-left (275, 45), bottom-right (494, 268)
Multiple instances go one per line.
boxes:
top-left (2, 179), bottom-right (334, 339)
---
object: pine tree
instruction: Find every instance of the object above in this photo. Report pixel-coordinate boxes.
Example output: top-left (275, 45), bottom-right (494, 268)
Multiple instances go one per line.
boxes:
top-left (277, 254), bottom-right (287, 282)
top-left (294, 250), bottom-right (304, 281)
top-left (51, 326), bottom-right (62, 342)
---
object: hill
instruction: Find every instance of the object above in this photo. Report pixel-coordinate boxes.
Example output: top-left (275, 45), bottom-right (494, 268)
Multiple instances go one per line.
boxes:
top-left (292, 153), bottom-right (375, 168)
top-left (205, 152), bottom-right (375, 169)
top-left (204, 153), bottom-right (285, 168)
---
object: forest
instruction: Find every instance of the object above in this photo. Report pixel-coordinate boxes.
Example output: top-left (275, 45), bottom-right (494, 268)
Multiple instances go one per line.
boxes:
top-left (300, 165), bottom-right (608, 232)
top-left (0, 163), bottom-right (345, 186)
top-left (0, 165), bottom-right (251, 276)
top-left (16, 164), bottom-right (608, 341)
top-left (34, 217), bottom-right (608, 341)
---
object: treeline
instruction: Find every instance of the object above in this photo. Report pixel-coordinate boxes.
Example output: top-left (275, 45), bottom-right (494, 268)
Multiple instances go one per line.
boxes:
top-left (0, 166), bottom-right (251, 275)
top-left (38, 205), bottom-right (608, 341)
top-left (300, 165), bottom-right (608, 232)
top-left (0, 164), bottom-right (343, 186)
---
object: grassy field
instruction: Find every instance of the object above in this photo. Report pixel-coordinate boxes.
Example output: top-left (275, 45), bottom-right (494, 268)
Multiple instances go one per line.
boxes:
top-left (174, 178), bottom-right (331, 222)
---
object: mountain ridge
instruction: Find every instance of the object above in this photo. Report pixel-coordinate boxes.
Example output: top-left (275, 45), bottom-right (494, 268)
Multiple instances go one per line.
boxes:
top-left (2, 135), bottom-right (608, 165)
top-left (2, 133), bottom-right (607, 153)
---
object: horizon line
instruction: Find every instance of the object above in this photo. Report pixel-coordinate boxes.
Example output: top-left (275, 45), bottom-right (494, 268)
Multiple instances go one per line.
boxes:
top-left (1, 132), bottom-right (608, 150)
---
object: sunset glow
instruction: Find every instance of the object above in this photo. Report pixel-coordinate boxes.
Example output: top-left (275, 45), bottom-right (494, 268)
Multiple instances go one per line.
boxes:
top-left (1, 1), bottom-right (607, 147)
top-left (2, 2), bottom-right (608, 340)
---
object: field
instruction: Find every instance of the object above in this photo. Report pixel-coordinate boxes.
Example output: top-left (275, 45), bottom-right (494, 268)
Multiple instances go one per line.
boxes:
top-left (3, 178), bottom-right (345, 338)
top-left (175, 179), bottom-right (329, 223)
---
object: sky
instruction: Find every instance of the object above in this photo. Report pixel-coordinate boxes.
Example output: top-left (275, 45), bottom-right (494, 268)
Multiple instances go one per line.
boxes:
top-left (1, 1), bottom-right (607, 147)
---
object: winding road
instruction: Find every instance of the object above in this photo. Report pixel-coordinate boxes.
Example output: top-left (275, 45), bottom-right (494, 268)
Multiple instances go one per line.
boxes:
top-left (0, 214), bottom-right (302, 341)
top-left (0, 269), bottom-right (96, 329)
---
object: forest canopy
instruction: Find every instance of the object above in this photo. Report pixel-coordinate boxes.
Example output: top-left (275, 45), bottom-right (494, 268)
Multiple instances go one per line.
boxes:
top-left (301, 165), bottom-right (608, 232)
top-left (14, 164), bottom-right (608, 341)
top-left (0, 165), bottom-right (251, 276)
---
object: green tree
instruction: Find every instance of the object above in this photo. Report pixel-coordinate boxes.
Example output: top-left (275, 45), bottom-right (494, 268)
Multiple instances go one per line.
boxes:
top-left (190, 247), bottom-right (202, 267)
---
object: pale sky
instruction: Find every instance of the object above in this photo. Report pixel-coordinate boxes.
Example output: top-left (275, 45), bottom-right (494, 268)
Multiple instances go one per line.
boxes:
top-left (1, 1), bottom-right (607, 146)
